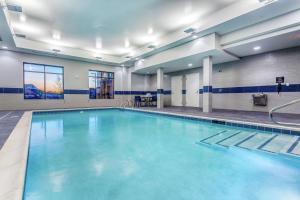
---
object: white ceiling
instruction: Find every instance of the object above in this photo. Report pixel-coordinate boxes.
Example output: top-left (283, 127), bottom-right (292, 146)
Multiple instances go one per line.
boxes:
top-left (5, 0), bottom-right (239, 56)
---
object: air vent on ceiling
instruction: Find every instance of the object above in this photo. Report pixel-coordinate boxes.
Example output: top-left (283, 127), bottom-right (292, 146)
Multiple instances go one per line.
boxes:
top-left (52, 49), bottom-right (61, 53)
top-left (6, 4), bottom-right (22, 12)
top-left (259, 0), bottom-right (278, 4)
top-left (15, 33), bottom-right (26, 38)
top-left (147, 44), bottom-right (156, 49)
top-left (125, 56), bottom-right (132, 59)
top-left (184, 28), bottom-right (196, 34)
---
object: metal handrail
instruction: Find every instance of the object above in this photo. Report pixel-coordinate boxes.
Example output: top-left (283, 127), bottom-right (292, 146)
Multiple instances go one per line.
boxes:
top-left (269, 98), bottom-right (300, 127)
top-left (122, 99), bottom-right (133, 108)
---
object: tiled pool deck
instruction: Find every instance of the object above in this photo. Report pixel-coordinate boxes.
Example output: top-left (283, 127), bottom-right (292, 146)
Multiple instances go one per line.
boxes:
top-left (0, 111), bottom-right (24, 149)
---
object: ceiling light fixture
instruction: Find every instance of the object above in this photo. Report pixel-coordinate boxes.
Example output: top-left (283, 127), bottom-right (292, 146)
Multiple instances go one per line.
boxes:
top-left (253, 46), bottom-right (261, 51)
top-left (188, 63), bottom-right (193, 67)
top-left (192, 35), bottom-right (198, 39)
top-left (52, 31), bottom-right (61, 40)
top-left (2, 46), bottom-right (8, 49)
top-left (96, 37), bottom-right (102, 49)
top-left (125, 38), bottom-right (130, 48)
top-left (148, 27), bottom-right (154, 35)
top-left (19, 14), bottom-right (26, 22)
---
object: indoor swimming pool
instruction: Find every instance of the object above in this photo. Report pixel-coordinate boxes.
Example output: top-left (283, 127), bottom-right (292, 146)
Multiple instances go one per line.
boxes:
top-left (23, 109), bottom-right (300, 200)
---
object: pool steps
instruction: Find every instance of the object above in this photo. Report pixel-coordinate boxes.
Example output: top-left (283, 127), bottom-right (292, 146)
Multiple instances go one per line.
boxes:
top-left (198, 130), bottom-right (300, 157)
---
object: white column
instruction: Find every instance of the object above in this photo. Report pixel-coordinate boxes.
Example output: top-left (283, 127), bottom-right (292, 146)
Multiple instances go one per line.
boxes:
top-left (157, 68), bottom-right (164, 109)
top-left (202, 56), bottom-right (213, 113)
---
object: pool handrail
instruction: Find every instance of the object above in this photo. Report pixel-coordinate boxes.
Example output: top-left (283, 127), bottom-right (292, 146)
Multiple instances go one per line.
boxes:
top-left (269, 98), bottom-right (300, 127)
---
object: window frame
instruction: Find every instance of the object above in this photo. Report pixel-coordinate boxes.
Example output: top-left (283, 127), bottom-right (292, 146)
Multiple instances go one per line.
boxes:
top-left (23, 62), bottom-right (64, 100)
top-left (88, 69), bottom-right (114, 100)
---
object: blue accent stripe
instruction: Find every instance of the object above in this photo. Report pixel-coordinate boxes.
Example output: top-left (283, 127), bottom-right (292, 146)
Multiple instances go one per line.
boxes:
top-left (157, 89), bottom-right (164, 94)
top-left (0, 88), bottom-right (23, 93)
top-left (64, 90), bottom-right (89, 94)
top-left (1, 84), bottom-right (299, 95)
top-left (213, 84), bottom-right (300, 94)
top-left (114, 90), bottom-right (171, 95)
top-left (203, 86), bottom-right (213, 93)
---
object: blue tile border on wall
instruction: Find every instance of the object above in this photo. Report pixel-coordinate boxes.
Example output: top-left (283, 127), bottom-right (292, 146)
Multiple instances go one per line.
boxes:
top-left (114, 90), bottom-right (171, 95)
top-left (0, 87), bottom-right (23, 94)
top-left (64, 89), bottom-right (89, 94)
top-left (203, 86), bottom-right (213, 93)
top-left (1, 84), bottom-right (299, 95)
top-left (212, 84), bottom-right (300, 94)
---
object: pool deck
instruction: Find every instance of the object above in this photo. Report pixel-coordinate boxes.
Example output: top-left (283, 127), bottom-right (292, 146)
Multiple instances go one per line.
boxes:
top-left (139, 106), bottom-right (300, 126)
top-left (0, 111), bottom-right (24, 150)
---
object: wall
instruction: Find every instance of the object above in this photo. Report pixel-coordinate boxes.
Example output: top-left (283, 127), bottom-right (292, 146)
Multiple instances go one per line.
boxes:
top-left (0, 50), bottom-right (123, 110)
top-left (169, 47), bottom-right (300, 114)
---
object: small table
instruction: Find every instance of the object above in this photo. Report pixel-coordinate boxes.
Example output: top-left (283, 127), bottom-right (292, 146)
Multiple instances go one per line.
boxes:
top-left (141, 97), bottom-right (152, 107)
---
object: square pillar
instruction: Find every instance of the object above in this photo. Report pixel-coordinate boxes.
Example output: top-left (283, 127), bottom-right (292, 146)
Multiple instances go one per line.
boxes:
top-left (157, 68), bottom-right (164, 109)
top-left (203, 56), bottom-right (213, 113)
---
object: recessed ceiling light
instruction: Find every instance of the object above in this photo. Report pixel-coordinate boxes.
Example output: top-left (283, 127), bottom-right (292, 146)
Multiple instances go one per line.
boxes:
top-left (192, 35), bottom-right (198, 39)
top-left (148, 27), bottom-right (153, 35)
top-left (2, 46), bottom-right (8, 49)
top-left (52, 31), bottom-right (61, 40)
top-left (253, 46), bottom-right (261, 51)
top-left (135, 58), bottom-right (139, 60)
top-left (121, 64), bottom-right (125, 67)
top-left (188, 63), bottom-right (193, 67)
top-left (96, 37), bottom-right (102, 49)
top-left (19, 14), bottom-right (26, 22)
top-left (125, 38), bottom-right (130, 48)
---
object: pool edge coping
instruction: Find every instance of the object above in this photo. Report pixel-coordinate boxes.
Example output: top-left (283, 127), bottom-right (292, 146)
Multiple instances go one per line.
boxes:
top-left (0, 111), bottom-right (32, 200)
top-left (124, 108), bottom-right (300, 134)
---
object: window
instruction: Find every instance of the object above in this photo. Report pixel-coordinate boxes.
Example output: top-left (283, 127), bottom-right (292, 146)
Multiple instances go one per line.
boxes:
top-left (89, 70), bottom-right (114, 99)
top-left (24, 63), bottom-right (64, 99)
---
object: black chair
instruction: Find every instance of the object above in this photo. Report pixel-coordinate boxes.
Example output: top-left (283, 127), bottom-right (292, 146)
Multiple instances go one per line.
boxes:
top-left (151, 96), bottom-right (157, 106)
top-left (134, 96), bottom-right (142, 107)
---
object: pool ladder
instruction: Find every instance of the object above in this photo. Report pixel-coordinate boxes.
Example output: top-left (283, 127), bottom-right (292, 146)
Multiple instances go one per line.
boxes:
top-left (117, 99), bottom-right (133, 108)
top-left (269, 98), bottom-right (300, 127)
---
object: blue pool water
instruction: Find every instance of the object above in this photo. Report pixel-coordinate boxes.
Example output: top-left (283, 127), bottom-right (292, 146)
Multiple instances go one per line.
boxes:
top-left (24, 109), bottom-right (300, 200)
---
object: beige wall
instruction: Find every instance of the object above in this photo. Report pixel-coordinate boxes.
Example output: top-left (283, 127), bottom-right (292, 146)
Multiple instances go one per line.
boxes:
top-left (0, 50), bottom-right (123, 110)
